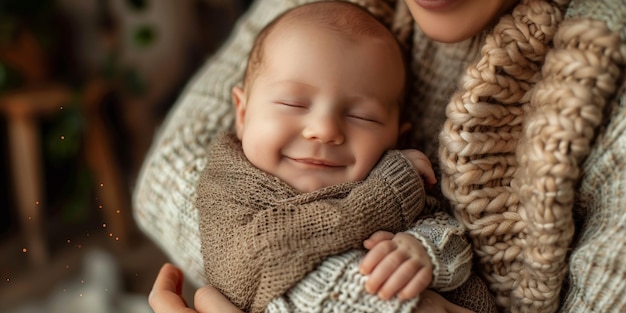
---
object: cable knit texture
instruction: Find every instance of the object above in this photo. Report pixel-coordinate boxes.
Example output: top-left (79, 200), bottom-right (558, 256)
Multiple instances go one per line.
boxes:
top-left (439, 0), bottom-right (626, 311)
top-left (133, 0), bottom-right (626, 312)
top-left (197, 133), bottom-right (431, 313)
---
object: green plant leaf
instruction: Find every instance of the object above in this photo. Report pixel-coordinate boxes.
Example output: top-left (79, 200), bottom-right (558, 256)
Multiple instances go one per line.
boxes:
top-left (126, 0), bottom-right (148, 11)
top-left (132, 25), bottom-right (156, 48)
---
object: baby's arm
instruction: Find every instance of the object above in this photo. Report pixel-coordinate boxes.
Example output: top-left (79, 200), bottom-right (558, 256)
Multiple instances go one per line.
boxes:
top-left (266, 213), bottom-right (480, 313)
top-left (359, 230), bottom-right (433, 300)
top-left (359, 212), bottom-right (474, 302)
top-left (353, 149), bottom-right (436, 300)
top-left (356, 150), bottom-right (435, 301)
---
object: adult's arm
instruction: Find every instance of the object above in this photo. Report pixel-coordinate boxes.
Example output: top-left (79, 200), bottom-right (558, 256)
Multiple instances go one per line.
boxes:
top-left (557, 4), bottom-right (626, 311)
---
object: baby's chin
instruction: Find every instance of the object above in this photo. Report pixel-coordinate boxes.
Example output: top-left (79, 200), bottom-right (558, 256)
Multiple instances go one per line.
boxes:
top-left (288, 176), bottom-right (361, 193)
top-left (289, 180), bottom-right (327, 193)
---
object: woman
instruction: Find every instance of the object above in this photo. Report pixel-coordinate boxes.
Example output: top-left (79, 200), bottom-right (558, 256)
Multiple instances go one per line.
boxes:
top-left (135, 0), bottom-right (626, 312)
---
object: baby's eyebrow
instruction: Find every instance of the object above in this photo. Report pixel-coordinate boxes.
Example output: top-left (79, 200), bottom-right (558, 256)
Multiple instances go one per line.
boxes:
top-left (268, 80), bottom-right (316, 91)
top-left (345, 97), bottom-right (393, 117)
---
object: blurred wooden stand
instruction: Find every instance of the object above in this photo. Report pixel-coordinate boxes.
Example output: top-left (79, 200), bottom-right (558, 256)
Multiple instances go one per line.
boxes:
top-left (0, 81), bottom-right (133, 267)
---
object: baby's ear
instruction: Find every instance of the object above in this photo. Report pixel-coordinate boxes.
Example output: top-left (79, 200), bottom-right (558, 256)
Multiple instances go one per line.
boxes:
top-left (232, 86), bottom-right (247, 139)
top-left (399, 122), bottom-right (411, 135)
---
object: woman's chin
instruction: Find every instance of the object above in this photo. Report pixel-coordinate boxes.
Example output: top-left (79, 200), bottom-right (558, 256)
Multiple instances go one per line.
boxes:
top-left (417, 23), bottom-right (479, 43)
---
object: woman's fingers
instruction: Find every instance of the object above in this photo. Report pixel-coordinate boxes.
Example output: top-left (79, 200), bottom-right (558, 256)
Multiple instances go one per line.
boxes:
top-left (149, 263), bottom-right (242, 313)
top-left (414, 290), bottom-right (475, 313)
top-left (194, 286), bottom-right (244, 313)
top-left (152, 263), bottom-right (185, 295)
top-left (149, 263), bottom-right (196, 313)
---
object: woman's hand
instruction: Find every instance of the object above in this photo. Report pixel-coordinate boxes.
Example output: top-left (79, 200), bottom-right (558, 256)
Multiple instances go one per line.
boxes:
top-left (415, 290), bottom-right (475, 313)
top-left (148, 263), bottom-right (242, 313)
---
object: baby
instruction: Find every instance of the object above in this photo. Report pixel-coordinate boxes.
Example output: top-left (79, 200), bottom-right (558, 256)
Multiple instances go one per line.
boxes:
top-left (195, 2), bottom-right (472, 312)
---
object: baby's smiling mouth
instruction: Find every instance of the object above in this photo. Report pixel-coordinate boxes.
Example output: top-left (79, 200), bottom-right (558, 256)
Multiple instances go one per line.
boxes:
top-left (288, 157), bottom-right (343, 168)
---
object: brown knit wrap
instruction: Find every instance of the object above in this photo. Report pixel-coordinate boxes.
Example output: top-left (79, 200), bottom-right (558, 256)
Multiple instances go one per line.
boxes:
top-left (439, 0), bottom-right (626, 312)
top-left (197, 133), bottom-right (426, 313)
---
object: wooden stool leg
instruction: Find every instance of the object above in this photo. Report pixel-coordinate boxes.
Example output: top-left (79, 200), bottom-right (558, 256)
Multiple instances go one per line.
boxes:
top-left (84, 117), bottom-right (131, 247)
top-left (6, 108), bottom-right (48, 266)
top-left (82, 81), bottom-right (133, 248)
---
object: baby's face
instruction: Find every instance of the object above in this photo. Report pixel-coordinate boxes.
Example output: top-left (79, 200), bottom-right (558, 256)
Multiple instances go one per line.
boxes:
top-left (234, 22), bottom-right (406, 192)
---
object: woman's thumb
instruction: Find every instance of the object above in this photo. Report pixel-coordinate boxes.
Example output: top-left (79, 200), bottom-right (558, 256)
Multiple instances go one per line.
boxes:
top-left (194, 286), bottom-right (243, 313)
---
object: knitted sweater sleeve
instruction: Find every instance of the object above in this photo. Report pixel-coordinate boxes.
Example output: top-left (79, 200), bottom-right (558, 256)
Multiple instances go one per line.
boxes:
top-left (404, 211), bottom-right (473, 292)
top-left (263, 212), bottom-right (494, 313)
top-left (197, 134), bottom-right (426, 313)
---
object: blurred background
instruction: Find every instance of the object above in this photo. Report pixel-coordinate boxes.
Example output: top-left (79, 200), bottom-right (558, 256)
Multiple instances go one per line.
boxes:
top-left (0, 0), bottom-right (251, 312)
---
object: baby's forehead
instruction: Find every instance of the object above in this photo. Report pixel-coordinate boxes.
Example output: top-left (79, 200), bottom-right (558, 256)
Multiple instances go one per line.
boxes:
top-left (243, 1), bottom-right (406, 94)
top-left (272, 2), bottom-right (393, 40)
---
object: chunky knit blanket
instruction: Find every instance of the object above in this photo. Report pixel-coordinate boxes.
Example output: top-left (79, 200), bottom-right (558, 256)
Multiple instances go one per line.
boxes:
top-left (439, 0), bottom-right (626, 311)
top-left (133, 0), bottom-right (626, 312)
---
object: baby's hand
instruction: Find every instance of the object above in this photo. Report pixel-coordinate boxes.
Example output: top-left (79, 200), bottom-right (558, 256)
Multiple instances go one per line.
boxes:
top-left (359, 231), bottom-right (433, 301)
top-left (400, 149), bottom-right (436, 185)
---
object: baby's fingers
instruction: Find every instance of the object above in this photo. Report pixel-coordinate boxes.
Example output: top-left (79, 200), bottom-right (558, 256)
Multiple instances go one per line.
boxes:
top-left (363, 249), bottom-right (409, 295)
top-left (398, 267), bottom-right (432, 300)
top-left (363, 230), bottom-right (394, 249)
top-left (360, 239), bottom-right (396, 275)
top-left (377, 260), bottom-right (420, 300)
top-left (400, 150), bottom-right (436, 185)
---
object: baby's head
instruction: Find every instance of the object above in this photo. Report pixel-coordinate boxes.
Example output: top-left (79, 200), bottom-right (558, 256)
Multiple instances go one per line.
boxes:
top-left (233, 1), bottom-right (408, 192)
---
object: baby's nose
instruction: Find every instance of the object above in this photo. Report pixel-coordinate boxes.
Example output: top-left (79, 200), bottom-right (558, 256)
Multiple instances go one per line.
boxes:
top-left (302, 114), bottom-right (345, 144)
